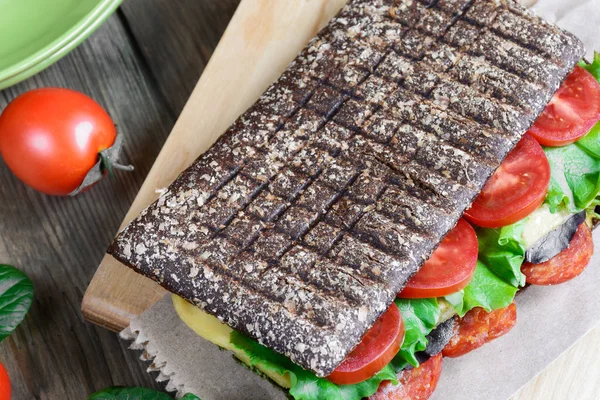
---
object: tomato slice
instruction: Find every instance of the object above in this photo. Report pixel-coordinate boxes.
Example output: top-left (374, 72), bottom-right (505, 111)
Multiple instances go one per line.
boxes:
top-left (528, 66), bottom-right (600, 147)
top-left (522, 222), bottom-right (593, 285)
top-left (442, 303), bottom-right (517, 358)
top-left (464, 134), bottom-right (550, 228)
top-left (398, 219), bottom-right (478, 299)
top-left (370, 353), bottom-right (443, 400)
top-left (327, 304), bottom-right (405, 385)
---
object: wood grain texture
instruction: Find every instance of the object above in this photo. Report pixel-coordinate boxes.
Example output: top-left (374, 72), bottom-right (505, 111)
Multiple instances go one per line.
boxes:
top-left (0, 15), bottom-right (171, 399)
top-left (82, 0), bottom-right (348, 333)
top-left (0, 0), bottom-right (591, 398)
top-left (120, 0), bottom-right (240, 115)
top-left (514, 326), bottom-right (600, 400)
top-left (0, 1), bottom-right (238, 398)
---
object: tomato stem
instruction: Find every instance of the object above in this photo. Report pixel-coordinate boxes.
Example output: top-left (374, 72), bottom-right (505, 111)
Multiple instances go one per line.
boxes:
top-left (111, 162), bottom-right (135, 172)
top-left (98, 149), bottom-right (134, 177)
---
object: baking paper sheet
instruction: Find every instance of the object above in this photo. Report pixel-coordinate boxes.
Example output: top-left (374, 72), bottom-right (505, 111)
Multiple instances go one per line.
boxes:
top-left (120, 1), bottom-right (600, 398)
top-left (123, 231), bottom-right (600, 399)
top-left (121, 296), bottom-right (286, 399)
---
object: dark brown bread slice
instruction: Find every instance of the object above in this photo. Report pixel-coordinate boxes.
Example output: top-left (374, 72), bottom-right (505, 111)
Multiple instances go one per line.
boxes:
top-left (108, 0), bottom-right (584, 377)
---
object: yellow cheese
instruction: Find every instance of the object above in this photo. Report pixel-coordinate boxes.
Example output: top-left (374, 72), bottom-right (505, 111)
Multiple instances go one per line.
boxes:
top-left (436, 298), bottom-right (457, 323)
top-left (522, 204), bottom-right (572, 249)
top-left (172, 295), bottom-right (292, 388)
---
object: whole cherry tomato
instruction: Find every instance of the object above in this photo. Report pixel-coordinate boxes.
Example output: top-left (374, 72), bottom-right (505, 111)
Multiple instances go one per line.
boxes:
top-left (0, 361), bottom-right (10, 400)
top-left (0, 88), bottom-right (123, 196)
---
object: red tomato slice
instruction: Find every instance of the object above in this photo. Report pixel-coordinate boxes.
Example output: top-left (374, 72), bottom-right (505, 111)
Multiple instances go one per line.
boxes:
top-left (398, 219), bottom-right (478, 299)
top-left (464, 134), bottom-right (550, 228)
top-left (522, 222), bottom-right (593, 285)
top-left (442, 303), bottom-right (517, 358)
top-left (529, 66), bottom-right (600, 147)
top-left (327, 304), bottom-right (405, 385)
top-left (370, 353), bottom-right (443, 400)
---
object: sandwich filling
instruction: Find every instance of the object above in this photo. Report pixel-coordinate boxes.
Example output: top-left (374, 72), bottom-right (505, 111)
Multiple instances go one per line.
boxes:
top-left (175, 56), bottom-right (600, 400)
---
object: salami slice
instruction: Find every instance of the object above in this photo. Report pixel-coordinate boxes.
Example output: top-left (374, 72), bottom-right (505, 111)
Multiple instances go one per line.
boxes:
top-left (522, 222), bottom-right (594, 285)
top-left (442, 303), bottom-right (517, 358)
top-left (370, 353), bottom-right (443, 400)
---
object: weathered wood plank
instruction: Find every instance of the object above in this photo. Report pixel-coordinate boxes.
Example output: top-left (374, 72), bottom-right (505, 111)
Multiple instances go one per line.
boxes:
top-left (0, 0), bottom-right (240, 397)
top-left (120, 0), bottom-right (241, 115)
top-left (0, 5), bottom-right (228, 396)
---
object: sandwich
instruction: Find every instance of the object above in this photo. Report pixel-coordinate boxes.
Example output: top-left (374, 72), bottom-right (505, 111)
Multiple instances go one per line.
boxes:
top-left (107, 0), bottom-right (600, 398)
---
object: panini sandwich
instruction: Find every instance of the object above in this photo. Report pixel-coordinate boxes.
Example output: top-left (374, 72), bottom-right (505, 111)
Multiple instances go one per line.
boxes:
top-left (108, 0), bottom-right (600, 398)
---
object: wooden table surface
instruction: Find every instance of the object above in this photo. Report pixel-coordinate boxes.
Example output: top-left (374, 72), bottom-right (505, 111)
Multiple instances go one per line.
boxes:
top-left (0, 1), bottom-right (239, 398)
top-left (1, 1), bottom-right (599, 400)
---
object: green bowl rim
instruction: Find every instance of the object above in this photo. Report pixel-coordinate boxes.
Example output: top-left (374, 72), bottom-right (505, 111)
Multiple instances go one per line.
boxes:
top-left (0, 0), bottom-right (123, 85)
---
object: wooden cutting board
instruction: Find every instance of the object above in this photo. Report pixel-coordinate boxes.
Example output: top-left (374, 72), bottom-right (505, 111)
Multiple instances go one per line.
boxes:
top-left (82, 0), bottom-right (348, 331)
top-left (82, 0), bottom-right (600, 398)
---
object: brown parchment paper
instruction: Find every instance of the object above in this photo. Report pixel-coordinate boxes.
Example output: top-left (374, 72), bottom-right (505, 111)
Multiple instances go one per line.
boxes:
top-left (123, 229), bottom-right (600, 399)
top-left (120, 1), bottom-right (600, 398)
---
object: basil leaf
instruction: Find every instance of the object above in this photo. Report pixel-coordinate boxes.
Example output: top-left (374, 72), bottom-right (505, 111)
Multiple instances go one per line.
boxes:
top-left (544, 144), bottom-right (600, 213)
top-left (476, 221), bottom-right (526, 287)
top-left (180, 394), bottom-right (201, 400)
top-left (392, 298), bottom-right (440, 368)
top-left (88, 387), bottom-right (174, 400)
top-left (0, 264), bottom-right (34, 342)
top-left (229, 331), bottom-right (397, 400)
top-left (579, 52), bottom-right (600, 81)
top-left (445, 261), bottom-right (518, 317)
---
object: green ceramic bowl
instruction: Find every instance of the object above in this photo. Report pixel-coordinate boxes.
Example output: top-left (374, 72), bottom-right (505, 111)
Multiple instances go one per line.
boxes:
top-left (0, 0), bottom-right (123, 90)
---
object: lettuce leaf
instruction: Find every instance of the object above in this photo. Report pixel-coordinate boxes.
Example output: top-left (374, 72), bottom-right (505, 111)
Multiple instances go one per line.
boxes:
top-left (229, 330), bottom-right (397, 400)
top-left (544, 144), bottom-right (600, 213)
top-left (476, 221), bottom-right (526, 287)
top-left (577, 123), bottom-right (600, 159)
top-left (391, 298), bottom-right (440, 370)
top-left (579, 52), bottom-right (600, 81)
top-left (444, 261), bottom-right (518, 317)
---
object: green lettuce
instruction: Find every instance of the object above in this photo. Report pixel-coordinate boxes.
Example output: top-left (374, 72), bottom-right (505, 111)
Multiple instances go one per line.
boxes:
top-left (444, 261), bottom-right (518, 317)
top-left (391, 298), bottom-right (440, 370)
top-left (579, 52), bottom-right (600, 81)
top-left (229, 330), bottom-right (397, 400)
top-left (577, 122), bottom-right (600, 159)
top-left (476, 221), bottom-right (527, 287)
top-left (544, 144), bottom-right (600, 213)
top-left (557, 53), bottom-right (600, 215)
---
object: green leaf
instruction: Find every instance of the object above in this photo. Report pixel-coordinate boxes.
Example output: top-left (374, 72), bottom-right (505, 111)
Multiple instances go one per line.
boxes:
top-left (544, 144), bottom-right (600, 213)
top-left (445, 261), bottom-right (518, 317)
top-left (392, 298), bottom-right (440, 368)
top-left (229, 331), bottom-right (397, 400)
top-left (579, 52), bottom-right (600, 81)
top-left (180, 394), bottom-right (201, 400)
top-left (476, 221), bottom-right (526, 287)
top-left (88, 387), bottom-right (174, 400)
top-left (0, 264), bottom-right (34, 342)
top-left (577, 122), bottom-right (600, 159)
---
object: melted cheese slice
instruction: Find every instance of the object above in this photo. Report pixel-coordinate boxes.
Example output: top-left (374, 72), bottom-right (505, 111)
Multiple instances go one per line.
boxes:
top-left (522, 204), bottom-right (572, 249)
top-left (172, 295), bottom-right (292, 388)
